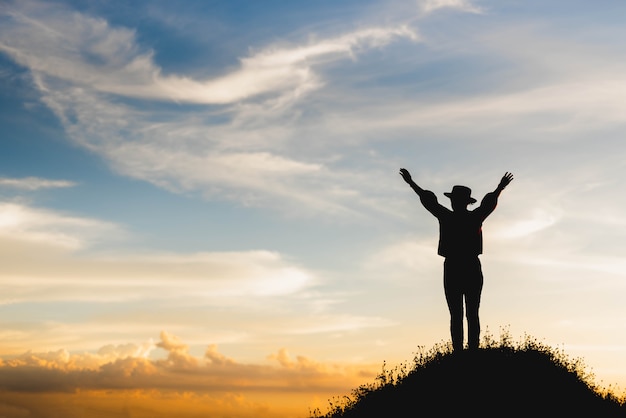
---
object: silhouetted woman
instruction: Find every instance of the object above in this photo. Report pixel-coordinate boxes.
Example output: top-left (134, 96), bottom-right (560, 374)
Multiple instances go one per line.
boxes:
top-left (399, 169), bottom-right (513, 351)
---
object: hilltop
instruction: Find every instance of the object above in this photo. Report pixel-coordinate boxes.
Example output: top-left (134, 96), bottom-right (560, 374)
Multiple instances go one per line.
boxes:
top-left (311, 333), bottom-right (626, 417)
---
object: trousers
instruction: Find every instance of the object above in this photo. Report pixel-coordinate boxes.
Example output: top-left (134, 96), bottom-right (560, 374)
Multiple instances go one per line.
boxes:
top-left (443, 256), bottom-right (483, 350)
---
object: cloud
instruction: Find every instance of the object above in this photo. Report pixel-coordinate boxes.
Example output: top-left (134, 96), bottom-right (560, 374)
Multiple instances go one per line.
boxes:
top-left (3, 339), bottom-right (155, 372)
top-left (419, 0), bottom-right (484, 15)
top-left (156, 26), bottom-right (417, 104)
top-left (205, 344), bottom-right (237, 366)
top-left (0, 196), bottom-right (316, 306)
top-left (319, 76), bottom-right (626, 145)
top-left (0, 177), bottom-right (77, 190)
top-left (0, 202), bottom-right (120, 250)
top-left (284, 315), bottom-right (394, 335)
top-left (2, 0), bottom-right (625, 222)
top-left (0, 236), bottom-right (315, 303)
top-left (0, 198), bottom-right (389, 358)
top-left (492, 208), bottom-right (560, 239)
top-left (0, 1), bottom-right (417, 105)
top-left (156, 331), bottom-right (198, 370)
top-left (0, 332), bottom-right (380, 417)
top-left (0, 0), bottom-right (418, 216)
top-left (267, 348), bottom-right (331, 373)
top-left (0, 332), bottom-right (377, 391)
top-left (0, 172), bottom-right (400, 351)
top-left (367, 238), bottom-right (439, 272)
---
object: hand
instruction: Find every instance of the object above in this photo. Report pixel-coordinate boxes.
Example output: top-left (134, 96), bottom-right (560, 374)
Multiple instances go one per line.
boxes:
top-left (498, 172), bottom-right (514, 190)
top-left (399, 168), bottom-right (412, 184)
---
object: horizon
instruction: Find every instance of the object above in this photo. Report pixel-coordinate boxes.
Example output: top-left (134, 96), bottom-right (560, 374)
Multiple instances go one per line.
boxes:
top-left (1, 0), bottom-right (626, 416)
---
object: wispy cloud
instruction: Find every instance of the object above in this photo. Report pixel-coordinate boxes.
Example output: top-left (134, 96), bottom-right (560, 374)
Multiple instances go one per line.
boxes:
top-left (491, 208), bottom-right (560, 239)
top-left (0, 1), bottom-right (417, 105)
top-left (419, 0), bottom-right (484, 15)
top-left (0, 0), bottom-right (418, 216)
top-left (0, 202), bottom-right (119, 249)
top-left (2, 0), bottom-right (626, 223)
top-left (0, 177), bottom-right (77, 190)
top-left (0, 235), bottom-right (316, 303)
top-left (0, 198), bottom-right (315, 305)
top-left (156, 26), bottom-right (418, 104)
top-left (284, 314), bottom-right (394, 335)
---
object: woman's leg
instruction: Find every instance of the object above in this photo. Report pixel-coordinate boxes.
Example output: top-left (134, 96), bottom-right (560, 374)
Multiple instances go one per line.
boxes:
top-left (465, 258), bottom-right (484, 350)
top-left (444, 258), bottom-right (464, 351)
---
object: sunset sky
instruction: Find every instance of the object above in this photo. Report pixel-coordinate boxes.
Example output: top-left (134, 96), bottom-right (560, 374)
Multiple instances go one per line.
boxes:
top-left (2, 0), bottom-right (626, 416)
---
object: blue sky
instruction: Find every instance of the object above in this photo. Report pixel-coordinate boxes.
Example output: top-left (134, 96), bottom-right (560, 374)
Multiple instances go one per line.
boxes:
top-left (1, 0), bottom-right (626, 416)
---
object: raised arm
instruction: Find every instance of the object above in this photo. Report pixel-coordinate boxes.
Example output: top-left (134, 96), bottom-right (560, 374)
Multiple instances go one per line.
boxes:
top-left (477, 172), bottom-right (514, 219)
top-left (399, 168), bottom-right (426, 196)
top-left (493, 172), bottom-right (514, 197)
top-left (399, 168), bottom-right (445, 216)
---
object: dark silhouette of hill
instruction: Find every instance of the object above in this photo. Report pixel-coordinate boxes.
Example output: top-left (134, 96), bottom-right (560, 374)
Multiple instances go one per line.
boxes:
top-left (311, 333), bottom-right (626, 417)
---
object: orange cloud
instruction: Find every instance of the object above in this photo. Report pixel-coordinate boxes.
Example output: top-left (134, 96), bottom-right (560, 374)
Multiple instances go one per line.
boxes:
top-left (0, 332), bottom-right (379, 417)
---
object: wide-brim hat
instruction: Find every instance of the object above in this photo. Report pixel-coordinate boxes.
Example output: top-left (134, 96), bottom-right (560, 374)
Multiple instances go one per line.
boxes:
top-left (444, 185), bottom-right (477, 204)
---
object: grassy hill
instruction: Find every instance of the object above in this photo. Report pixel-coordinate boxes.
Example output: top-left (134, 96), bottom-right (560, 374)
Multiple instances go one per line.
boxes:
top-left (311, 333), bottom-right (626, 417)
